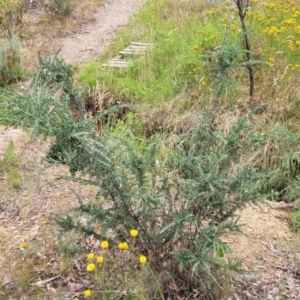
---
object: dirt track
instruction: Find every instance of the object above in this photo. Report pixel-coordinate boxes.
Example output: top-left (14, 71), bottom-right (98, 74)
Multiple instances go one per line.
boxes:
top-left (57, 0), bottom-right (144, 64)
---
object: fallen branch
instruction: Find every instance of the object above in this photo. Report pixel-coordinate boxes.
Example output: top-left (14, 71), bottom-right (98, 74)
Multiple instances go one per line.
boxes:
top-left (30, 275), bottom-right (61, 287)
top-left (271, 202), bottom-right (297, 210)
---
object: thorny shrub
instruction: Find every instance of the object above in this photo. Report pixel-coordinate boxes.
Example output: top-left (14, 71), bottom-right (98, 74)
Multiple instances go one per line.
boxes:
top-left (0, 55), bottom-right (275, 299)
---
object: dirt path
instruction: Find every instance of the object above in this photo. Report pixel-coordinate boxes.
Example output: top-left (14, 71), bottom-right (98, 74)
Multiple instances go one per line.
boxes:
top-left (57, 0), bottom-right (145, 64)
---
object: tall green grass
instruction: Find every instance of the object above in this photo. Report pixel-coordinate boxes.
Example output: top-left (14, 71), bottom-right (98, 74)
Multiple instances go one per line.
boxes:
top-left (78, 0), bottom-right (228, 103)
top-left (78, 0), bottom-right (300, 121)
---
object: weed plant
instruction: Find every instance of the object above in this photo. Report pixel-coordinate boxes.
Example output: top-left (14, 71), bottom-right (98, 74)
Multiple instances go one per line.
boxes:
top-left (2, 0), bottom-right (300, 298)
top-left (0, 0), bottom-right (23, 37)
top-left (43, 0), bottom-right (75, 19)
top-left (291, 204), bottom-right (300, 233)
top-left (0, 53), bottom-right (277, 299)
top-left (0, 141), bottom-right (22, 188)
top-left (0, 35), bottom-right (22, 86)
top-left (32, 52), bottom-right (86, 118)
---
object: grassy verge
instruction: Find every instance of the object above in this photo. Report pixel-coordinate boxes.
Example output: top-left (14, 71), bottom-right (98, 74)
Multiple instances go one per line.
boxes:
top-left (79, 0), bottom-right (300, 124)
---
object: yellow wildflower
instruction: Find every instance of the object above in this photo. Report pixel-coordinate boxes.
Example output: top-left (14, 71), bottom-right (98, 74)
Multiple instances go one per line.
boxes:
top-left (100, 240), bottom-right (109, 249)
top-left (118, 242), bottom-right (129, 250)
top-left (83, 289), bottom-right (92, 297)
top-left (86, 263), bottom-right (96, 272)
top-left (87, 253), bottom-right (94, 260)
top-left (96, 256), bottom-right (104, 264)
top-left (40, 220), bottom-right (46, 225)
top-left (193, 44), bottom-right (200, 51)
top-left (21, 242), bottom-right (27, 249)
top-left (139, 255), bottom-right (147, 264)
top-left (130, 229), bottom-right (138, 238)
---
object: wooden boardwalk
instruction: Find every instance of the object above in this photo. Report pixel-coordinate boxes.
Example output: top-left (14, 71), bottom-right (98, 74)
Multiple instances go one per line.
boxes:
top-left (102, 42), bottom-right (155, 68)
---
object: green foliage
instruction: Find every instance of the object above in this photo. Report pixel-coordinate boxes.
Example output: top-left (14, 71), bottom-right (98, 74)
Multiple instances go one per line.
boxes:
top-left (31, 51), bottom-right (86, 119)
top-left (0, 35), bottom-right (22, 86)
top-left (291, 203), bottom-right (300, 233)
top-left (109, 112), bottom-right (146, 150)
top-left (0, 55), bottom-right (273, 298)
top-left (77, 0), bottom-right (259, 105)
top-left (32, 51), bottom-right (73, 87)
top-left (259, 126), bottom-right (300, 202)
top-left (78, 0), bottom-right (227, 103)
top-left (0, 141), bottom-right (21, 188)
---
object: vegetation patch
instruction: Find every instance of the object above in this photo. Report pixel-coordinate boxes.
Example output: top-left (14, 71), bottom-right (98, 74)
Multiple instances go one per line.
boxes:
top-left (1, 0), bottom-right (300, 299)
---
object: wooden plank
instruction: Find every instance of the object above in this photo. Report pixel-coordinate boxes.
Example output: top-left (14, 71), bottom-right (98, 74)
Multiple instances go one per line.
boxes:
top-left (102, 60), bottom-right (132, 68)
top-left (130, 42), bottom-right (155, 47)
top-left (102, 42), bottom-right (155, 68)
top-left (119, 48), bottom-right (148, 56)
top-left (110, 54), bottom-right (123, 61)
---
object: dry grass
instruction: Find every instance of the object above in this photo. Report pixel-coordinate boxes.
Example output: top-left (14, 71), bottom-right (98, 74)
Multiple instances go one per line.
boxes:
top-left (0, 128), bottom-right (98, 299)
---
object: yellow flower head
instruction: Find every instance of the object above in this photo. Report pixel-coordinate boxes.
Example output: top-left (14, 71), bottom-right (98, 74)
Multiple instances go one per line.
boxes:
top-left (87, 253), bottom-right (94, 260)
top-left (100, 240), bottom-right (109, 249)
top-left (96, 256), bottom-right (104, 264)
top-left (193, 44), bottom-right (200, 51)
top-left (139, 255), bottom-right (147, 264)
top-left (21, 242), bottom-right (27, 249)
top-left (118, 242), bottom-right (129, 250)
top-left (83, 289), bottom-right (92, 297)
top-left (40, 220), bottom-right (46, 225)
top-left (130, 229), bottom-right (138, 238)
top-left (86, 263), bottom-right (96, 272)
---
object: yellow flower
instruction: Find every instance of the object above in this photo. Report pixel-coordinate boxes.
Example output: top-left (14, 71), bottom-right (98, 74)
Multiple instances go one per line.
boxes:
top-left (96, 256), bottom-right (104, 264)
top-left (83, 289), bottom-right (92, 297)
top-left (193, 44), bottom-right (200, 51)
top-left (87, 253), bottom-right (94, 260)
top-left (118, 242), bottom-right (125, 250)
top-left (139, 255), bottom-right (147, 264)
top-left (40, 220), bottom-right (46, 225)
top-left (118, 242), bottom-right (129, 250)
top-left (21, 242), bottom-right (27, 249)
top-left (86, 263), bottom-right (96, 272)
top-left (100, 240), bottom-right (109, 249)
top-left (130, 229), bottom-right (138, 238)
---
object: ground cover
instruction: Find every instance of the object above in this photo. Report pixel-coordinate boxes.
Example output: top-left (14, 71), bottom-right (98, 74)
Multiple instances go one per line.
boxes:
top-left (1, 0), bottom-right (300, 299)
